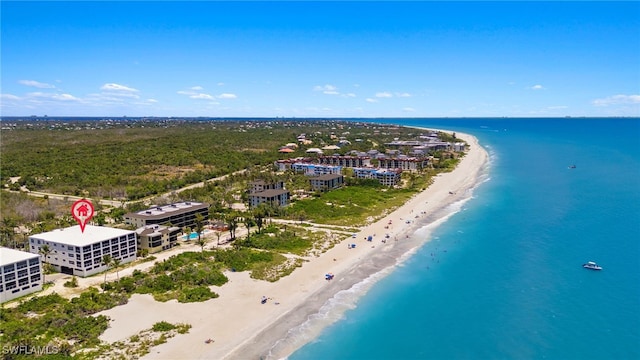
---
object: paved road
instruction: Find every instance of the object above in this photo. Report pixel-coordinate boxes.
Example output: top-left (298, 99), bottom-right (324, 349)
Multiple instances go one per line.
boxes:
top-left (7, 168), bottom-right (247, 209)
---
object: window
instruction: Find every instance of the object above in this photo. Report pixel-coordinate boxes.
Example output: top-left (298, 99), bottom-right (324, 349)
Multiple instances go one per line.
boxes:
top-left (5, 273), bottom-right (15, 281)
top-left (3, 265), bottom-right (14, 273)
top-left (5, 281), bottom-right (16, 290)
top-left (29, 258), bottom-right (38, 266)
top-left (68, 245), bottom-right (74, 251)
top-left (18, 278), bottom-right (29, 286)
top-left (30, 266), bottom-right (40, 274)
top-left (16, 261), bottom-right (27, 270)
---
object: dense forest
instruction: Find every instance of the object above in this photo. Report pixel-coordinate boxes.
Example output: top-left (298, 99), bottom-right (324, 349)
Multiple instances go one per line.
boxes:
top-left (1, 119), bottom-right (431, 200)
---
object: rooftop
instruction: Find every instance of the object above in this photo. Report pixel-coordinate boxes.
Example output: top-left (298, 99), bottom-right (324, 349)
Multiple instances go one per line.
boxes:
top-left (30, 225), bottom-right (135, 247)
top-left (0, 247), bottom-right (39, 265)
top-left (127, 201), bottom-right (208, 218)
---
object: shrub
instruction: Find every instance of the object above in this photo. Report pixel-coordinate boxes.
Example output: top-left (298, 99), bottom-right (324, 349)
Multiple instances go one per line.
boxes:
top-left (63, 276), bottom-right (79, 288)
top-left (177, 286), bottom-right (218, 303)
top-left (152, 321), bottom-right (176, 332)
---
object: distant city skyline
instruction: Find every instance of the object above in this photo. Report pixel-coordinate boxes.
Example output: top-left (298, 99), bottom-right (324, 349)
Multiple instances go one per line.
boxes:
top-left (1, 1), bottom-right (639, 118)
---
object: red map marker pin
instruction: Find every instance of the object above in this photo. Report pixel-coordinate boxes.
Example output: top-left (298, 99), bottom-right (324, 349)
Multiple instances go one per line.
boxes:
top-left (72, 199), bottom-right (94, 233)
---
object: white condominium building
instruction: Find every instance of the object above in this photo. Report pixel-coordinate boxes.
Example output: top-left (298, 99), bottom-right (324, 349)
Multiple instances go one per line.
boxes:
top-left (28, 225), bottom-right (137, 278)
top-left (0, 247), bottom-right (43, 303)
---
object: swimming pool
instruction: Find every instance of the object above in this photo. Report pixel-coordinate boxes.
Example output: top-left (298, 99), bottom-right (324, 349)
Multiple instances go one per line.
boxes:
top-left (181, 230), bottom-right (211, 240)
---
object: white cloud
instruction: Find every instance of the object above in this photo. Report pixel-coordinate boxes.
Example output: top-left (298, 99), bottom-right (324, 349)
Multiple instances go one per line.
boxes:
top-left (217, 82), bottom-right (225, 86)
top-left (396, 92), bottom-right (412, 97)
top-left (402, 107), bottom-right (416, 112)
top-left (101, 83), bottom-right (139, 92)
top-left (0, 94), bottom-right (21, 100)
top-left (178, 87), bottom-right (236, 100)
top-left (147, 99), bottom-right (158, 103)
top-left (365, 98), bottom-right (378, 103)
top-left (52, 93), bottom-right (80, 101)
top-left (314, 84), bottom-right (343, 95)
top-left (19, 80), bottom-right (55, 89)
top-left (530, 84), bottom-right (544, 90)
top-left (592, 94), bottom-right (640, 106)
top-left (191, 93), bottom-right (215, 100)
top-left (342, 93), bottom-right (356, 98)
top-left (375, 92), bottom-right (393, 98)
top-left (314, 84), bottom-right (337, 92)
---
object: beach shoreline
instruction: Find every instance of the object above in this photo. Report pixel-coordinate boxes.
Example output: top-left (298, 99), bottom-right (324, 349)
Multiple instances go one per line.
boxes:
top-left (98, 130), bottom-right (489, 360)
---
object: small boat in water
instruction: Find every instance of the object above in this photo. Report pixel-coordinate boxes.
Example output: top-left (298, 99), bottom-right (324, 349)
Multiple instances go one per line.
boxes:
top-left (583, 261), bottom-right (602, 270)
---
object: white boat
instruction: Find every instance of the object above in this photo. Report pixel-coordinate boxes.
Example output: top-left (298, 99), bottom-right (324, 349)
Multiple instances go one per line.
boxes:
top-left (583, 261), bottom-right (602, 270)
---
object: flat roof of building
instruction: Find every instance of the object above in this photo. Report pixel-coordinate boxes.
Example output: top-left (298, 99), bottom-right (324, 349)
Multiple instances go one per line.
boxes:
top-left (125, 201), bottom-right (209, 220)
top-left (312, 173), bottom-right (344, 181)
top-left (30, 225), bottom-right (135, 247)
top-left (250, 189), bottom-right (290, 198)
top-left (1, 247), bottom-right (40, 265)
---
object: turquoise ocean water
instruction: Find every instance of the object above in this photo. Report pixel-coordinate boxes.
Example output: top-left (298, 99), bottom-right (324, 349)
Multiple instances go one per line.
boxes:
top-left (289, 118), bottom-right (640, 360)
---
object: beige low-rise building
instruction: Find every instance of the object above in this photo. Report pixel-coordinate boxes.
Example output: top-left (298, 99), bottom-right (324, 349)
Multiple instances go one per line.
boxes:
top-left (136, 224), bottom-right (182, 254)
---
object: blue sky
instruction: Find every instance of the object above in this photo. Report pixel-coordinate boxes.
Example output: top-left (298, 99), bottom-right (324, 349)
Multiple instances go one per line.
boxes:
top-left (1, 1), bottom-right (639, 117)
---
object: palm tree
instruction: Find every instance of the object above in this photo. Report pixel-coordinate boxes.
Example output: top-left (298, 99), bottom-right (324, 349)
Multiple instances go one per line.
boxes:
top-left (196, 237), bottom-right (207, 258)
top-left (241, 213), bottom-right (254, 241)
top-left (39, 245), bottom-right (51, 284)
top-left (194, 213), bottom-right (205, 243)
top-left (226, 213), bottom-right (238, 241)
top-left (102, 254), bottom-right (112, 286)
top-left (111, 258), bottom-right (122, 280)
top-left (214, 231), bottom-right (222, 246)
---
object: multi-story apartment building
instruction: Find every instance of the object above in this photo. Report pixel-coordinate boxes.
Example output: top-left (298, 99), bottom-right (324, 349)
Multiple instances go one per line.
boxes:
top-left (250, 180), bottom-right (285, 193)
top-left (317, 155), bottom-right (371, 168)
top-left (124, 202), bottom-right (209, 229)
top-left (249, 189), bottom-right (290, 209)
top-left (353, 168), bottom-right (403, 186)
top-left (291, 163), bottom-right (342, 176)
top-left (377, 156), bottom-right (429, 172)
top-left (136, 224), bottom-right (182, 254)
top-left (0, 247), bottom-right (42, 303)
top-left (28, 225), bottom-right (137, 277)
top-left (309, 174), bottom-right (345, 192)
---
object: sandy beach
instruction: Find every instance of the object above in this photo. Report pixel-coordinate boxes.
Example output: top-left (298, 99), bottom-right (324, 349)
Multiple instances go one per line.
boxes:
top-left (96, 130), bottom-right (489, 360)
